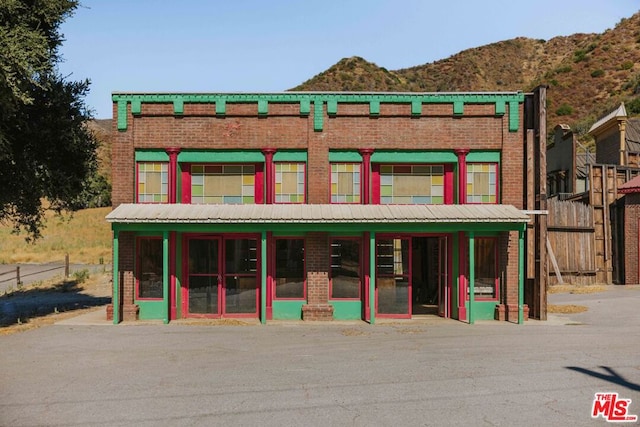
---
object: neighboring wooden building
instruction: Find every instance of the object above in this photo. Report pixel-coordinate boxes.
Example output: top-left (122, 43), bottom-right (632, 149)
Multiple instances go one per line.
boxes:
top-left (106, 88), bottom-right (548, 324)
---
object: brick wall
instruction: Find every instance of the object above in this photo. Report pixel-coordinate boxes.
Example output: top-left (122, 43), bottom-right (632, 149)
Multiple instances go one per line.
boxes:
top-left (624, 194), bottom-right (640, 284)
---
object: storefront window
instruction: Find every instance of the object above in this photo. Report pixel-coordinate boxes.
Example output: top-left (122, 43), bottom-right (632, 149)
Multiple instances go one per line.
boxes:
top-left (274, 238), bottom-right (305, 298)
top-left (274, 163), bottom-right (305, 203)
top-left (137, 162), bottom-right (168, 203)
top-left (467, 163), bottom-right (498, 203)
top-left (378, 165), bottom-right (444, 204)
top-left (191, 164), bottom-right (256, 204)
top-left (330, 239), bottom-right (361, 299)
top-left (330, 163), bottom-right (361, 203)
top-left (136, 237), bottom-right (163, 299)
top-left (474, 237), bottom-right (498, 299)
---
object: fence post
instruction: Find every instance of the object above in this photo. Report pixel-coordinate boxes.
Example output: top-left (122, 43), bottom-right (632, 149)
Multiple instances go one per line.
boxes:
top-left (16, 266), bottom-right (20, 285)
top-left (65, 254), bottom-right (69, 278)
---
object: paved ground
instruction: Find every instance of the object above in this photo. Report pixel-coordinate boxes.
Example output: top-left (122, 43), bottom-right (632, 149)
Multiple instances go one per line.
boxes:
top-left (1, 286), bottom-right (639, 426)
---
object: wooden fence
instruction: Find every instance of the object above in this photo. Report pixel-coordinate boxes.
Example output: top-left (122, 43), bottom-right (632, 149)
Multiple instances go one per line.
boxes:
top-left (547, 198), bottom-right (596, 285)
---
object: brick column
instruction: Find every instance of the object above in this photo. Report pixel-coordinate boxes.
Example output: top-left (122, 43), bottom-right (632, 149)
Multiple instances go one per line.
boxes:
top-left (301, 232), bottom-right (333, 320)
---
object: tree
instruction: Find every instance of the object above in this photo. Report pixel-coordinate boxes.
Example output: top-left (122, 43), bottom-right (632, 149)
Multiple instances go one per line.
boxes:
top-left (0, 0), bottom-right (98, 239)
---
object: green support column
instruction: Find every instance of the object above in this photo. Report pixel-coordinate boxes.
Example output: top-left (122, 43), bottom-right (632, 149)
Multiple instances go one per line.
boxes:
top-left (261, 231), bottom-right (267, 325)
top-left (163, 231), bottom-right (169, 324)
top-left (369, 232), bottom-right (376, 324)
top-left (518, 229), bottom-right (525, 324)
top-left (112, 229), bottom-right (120, 324)
top-left (468, 231), bottom-right (475, 325)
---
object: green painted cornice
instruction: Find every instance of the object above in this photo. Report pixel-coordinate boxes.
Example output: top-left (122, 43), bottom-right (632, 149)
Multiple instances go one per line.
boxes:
top-left (112, 92), bottom-right (525, 132)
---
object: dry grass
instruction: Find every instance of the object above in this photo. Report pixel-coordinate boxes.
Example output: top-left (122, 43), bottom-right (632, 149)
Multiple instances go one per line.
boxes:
top-left (0, 207), bottom-right (112, 264)
top-left (548, 304), bottom-right (589, 314)
top-left (548, 284), bottom-right (610, 294)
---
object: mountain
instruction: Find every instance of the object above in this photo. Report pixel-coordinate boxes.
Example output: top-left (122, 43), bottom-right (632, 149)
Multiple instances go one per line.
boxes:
top-left (292, 12), bottom-right (640, 142)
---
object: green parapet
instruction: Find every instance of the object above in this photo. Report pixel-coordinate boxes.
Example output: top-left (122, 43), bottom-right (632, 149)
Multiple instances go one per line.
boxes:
top-left (314, 100), bottom-right (324, 131)
top-left (112, 91), bottom-right (525, 133)
top-left (216, 99), bottom-right (226, 115)
top-left (258, 99), bottom-right (268, 115)
top-left (509, 101), bottom-right (519, 132)
top-left (173, 99), bottom-right (184, 116)
top-left (131, 99), bottom-right (141, 115)
top-left (369, 100), bottom-right (380, 115)
top-left (327, 99), bottom-right (338, 116)
top-left (411, 100), bottom-right (422, 115)
top-left (117, 100), bottom-right (128, 131)
top-left (300, 99), bottom-right (310, 116)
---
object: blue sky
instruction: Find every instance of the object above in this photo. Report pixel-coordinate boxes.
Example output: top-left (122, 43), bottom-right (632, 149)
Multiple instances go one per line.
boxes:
top-left (58, 1), bottom-right (639, 119)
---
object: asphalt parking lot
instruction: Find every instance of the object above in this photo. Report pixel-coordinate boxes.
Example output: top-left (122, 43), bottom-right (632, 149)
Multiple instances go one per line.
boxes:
top-left (1, 286), bottom-right (639, 426)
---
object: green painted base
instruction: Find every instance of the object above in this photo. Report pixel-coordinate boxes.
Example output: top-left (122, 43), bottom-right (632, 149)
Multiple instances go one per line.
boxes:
top-left (331, 301), bottom-right (362, 320)
top-left (272, 301), bottom-right (304, 320)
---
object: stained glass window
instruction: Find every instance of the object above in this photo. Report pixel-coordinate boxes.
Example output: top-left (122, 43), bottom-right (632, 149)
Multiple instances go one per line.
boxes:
top-left (275, 163), bottom-right (305, 203)
top-left (137, 162), bottom-right (168, 203)
top-left (191, 164), bottom-right (255, 204)
top-left (466, 163), bottom-right (497, 203)
top-left (331, 163), bottom-right (361, 203)
top-left (379, 165), bottom-right (444, 204)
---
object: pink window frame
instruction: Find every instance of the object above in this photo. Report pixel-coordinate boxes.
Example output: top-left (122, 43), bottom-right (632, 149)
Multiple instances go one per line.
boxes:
top-left (465, 162), bottom-right (499, 205)
top-left (329, 237), bottom-right (362, 300)
top-left (273, 162), bottom-right (306, 204)
top-left (371, 163), bottom-right (454, 204)
top-left (180, 163), bottom-right (264, 204)
top-left (328, 162), bottom-right (363, 204)
top-left (473, 236), bottom-right (500, 301)
top-left (271, 236), bottom-right (306, 300)
top-left (136, 162), bottom-right (169, 204)
top-left (135, 236), bottom-right (164, 301)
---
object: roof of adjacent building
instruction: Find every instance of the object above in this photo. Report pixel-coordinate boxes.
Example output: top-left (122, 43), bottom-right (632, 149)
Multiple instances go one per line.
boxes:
top-left (588, 103), bottom-right (627, 134)
top-left (618, 174), bottom-right (640, 194)
top-left (106, 203), bottom-right (530, 224)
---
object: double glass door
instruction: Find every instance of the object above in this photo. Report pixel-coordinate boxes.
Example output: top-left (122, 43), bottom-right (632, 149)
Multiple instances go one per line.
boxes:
top-left (186, 236), bottom-right (259, 317)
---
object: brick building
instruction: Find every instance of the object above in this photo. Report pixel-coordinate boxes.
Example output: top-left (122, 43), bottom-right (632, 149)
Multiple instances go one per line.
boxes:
top-left (106, 89), bottom-right (547, 324)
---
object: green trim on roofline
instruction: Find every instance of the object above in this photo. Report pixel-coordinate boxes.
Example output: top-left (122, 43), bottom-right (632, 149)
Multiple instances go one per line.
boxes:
top-left (112, 92), bottom-right (525, 132)
top-left (135, 150), bottom-right (170, 162)
top-left (371, 150), bottom-right (458, 163)
top-left (329, 151), bottom-right (363, 162)
top-left (273, 150), bottom-right (307, 162)
top-left (466, 151), bottom-right (501, 163)
top-left (178, 150), bottom-right (265, 163)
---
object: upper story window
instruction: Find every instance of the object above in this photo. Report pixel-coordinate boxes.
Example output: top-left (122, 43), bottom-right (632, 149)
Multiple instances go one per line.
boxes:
top-left (330, 163), bottom-right (361, 204)
top-left (275, 162), bottom-right (305, 203)
top-left (137, 162), bottom-right (168, 203)
top-left (191, 164), bottom-right (256, 204)
top-left (466, 163), bottom-right (498, 204)
top-left (377, 164), bottom-right (444, 204)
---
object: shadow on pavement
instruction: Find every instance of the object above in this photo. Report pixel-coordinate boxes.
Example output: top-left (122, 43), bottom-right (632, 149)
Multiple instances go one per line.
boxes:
top-left (0, 279), bottom-right (110, 327)
top-left (567, 366), bottom-right (640, 392)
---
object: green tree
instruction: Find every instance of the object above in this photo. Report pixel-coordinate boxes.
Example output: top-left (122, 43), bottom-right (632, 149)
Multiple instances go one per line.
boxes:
top-left (0, 0), bottom-right (97, 239)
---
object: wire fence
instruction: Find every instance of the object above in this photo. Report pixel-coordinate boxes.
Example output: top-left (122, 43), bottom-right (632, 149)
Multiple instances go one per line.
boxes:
top-left (0, 255), bottom-right (73, 287)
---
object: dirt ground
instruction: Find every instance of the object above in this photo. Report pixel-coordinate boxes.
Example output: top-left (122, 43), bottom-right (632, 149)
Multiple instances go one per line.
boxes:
top-left (0, 271), bottom-right (111, 335)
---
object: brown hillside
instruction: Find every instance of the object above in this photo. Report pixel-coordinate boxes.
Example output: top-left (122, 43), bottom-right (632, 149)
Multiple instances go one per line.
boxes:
top-left (293, 12), bottom-right (640, 141)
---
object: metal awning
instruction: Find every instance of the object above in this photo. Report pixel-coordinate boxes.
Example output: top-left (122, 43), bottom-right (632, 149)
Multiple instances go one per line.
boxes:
top-left (106, 203), bottom-right (530, 224)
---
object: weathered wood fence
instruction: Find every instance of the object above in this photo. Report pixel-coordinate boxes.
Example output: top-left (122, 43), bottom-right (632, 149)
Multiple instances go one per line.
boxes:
top-left (547, 198), bottom-right (596, 285)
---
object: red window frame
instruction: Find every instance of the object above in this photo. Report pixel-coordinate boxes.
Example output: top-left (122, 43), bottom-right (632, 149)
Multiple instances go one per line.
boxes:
top-left (371, 163), bottom-right (454, 204)
top-left (466, 162), bottom-right (499, 205)
top-left (329, 237), bottom-right (362, 300)
top-left (271, 237), bottom-right (306, 300)
top-left (135, 236), bottom-right (164, 301)
top-left (180, 163), bottom-right (264, 204)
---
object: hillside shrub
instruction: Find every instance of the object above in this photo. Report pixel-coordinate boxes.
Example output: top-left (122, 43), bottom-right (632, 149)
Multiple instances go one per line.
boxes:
top-left (621, 61), bottom-right (634, 70)
top-left (573, 50), bottom-right (587, 62)
top-left (556, 104), bottom-right (574, 116)
top-left (556, 65), bottom-right (572, 74)
top-left (591, 69), bottom-right (605, 78)
top-left (627, 97), bottom-right (640, 115)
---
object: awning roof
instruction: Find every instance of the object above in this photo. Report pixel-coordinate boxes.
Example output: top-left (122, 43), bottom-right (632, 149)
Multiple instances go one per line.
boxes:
top-left (618, 174), bottom-right (640, 194)
top-left (106, 203), bottom-right (530, 225)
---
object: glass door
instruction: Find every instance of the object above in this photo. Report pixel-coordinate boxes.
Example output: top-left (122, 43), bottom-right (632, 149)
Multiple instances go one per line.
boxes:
top-left (376, 237), bottom-right (411, 318)
top-left (186, 236), bottom-right (259, 317)
top-left (187, 237), bottom-right (220, 315)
